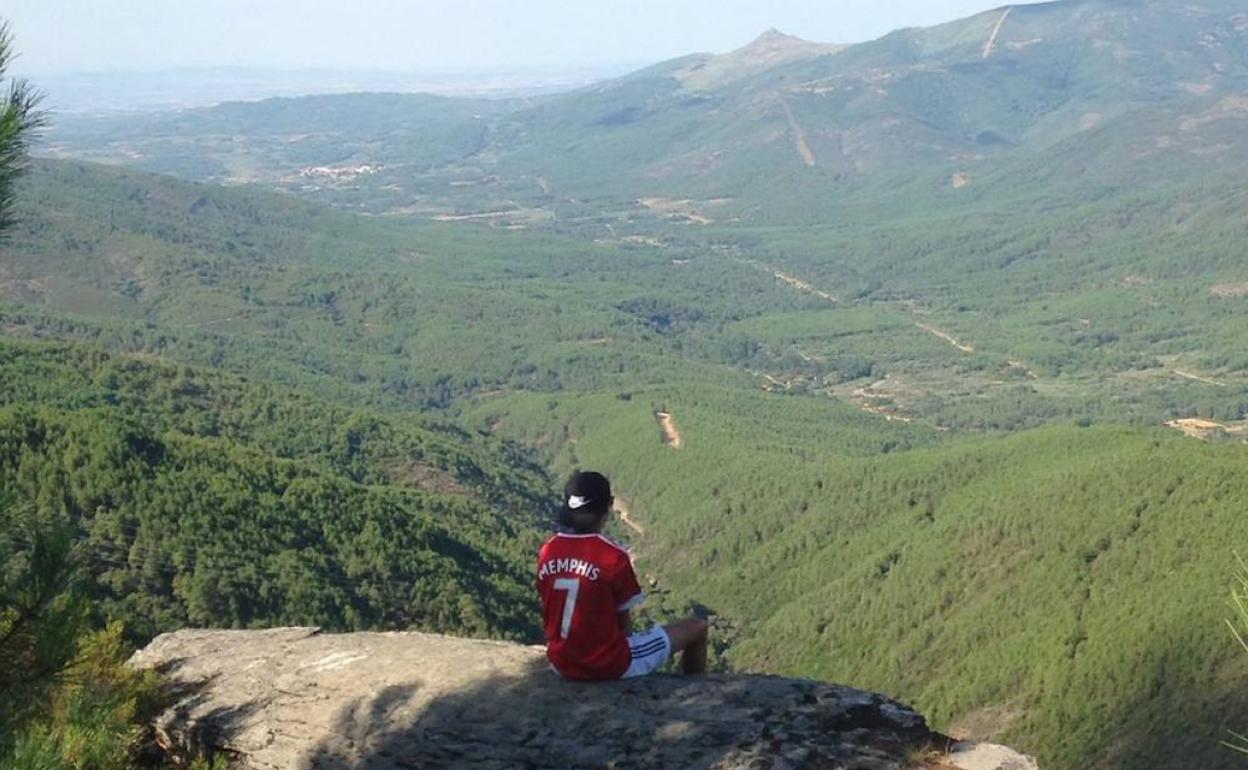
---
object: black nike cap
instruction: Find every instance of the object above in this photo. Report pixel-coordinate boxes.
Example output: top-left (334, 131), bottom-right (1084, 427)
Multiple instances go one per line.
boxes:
top-left (562, 470), bottom-right (613, 516)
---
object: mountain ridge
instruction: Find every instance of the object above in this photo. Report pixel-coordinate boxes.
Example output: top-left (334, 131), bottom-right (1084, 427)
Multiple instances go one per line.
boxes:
top-left (42, 0), bottom-right (1248, 220)
top-left (672, 28), bottom-right (847, 90)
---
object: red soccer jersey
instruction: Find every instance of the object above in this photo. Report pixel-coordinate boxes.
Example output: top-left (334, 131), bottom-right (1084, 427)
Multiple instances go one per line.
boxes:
top-left (537, 532), bottom-right (644, 680)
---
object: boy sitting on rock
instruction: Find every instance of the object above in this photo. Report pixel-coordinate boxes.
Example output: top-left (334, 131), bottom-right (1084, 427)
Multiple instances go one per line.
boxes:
top-left (537, 470), bottom-right (708, 680)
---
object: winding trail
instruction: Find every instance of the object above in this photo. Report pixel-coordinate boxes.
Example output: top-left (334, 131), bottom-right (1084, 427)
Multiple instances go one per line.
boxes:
top-left (915, 323), bottom-right (976, 354)
top-left (1007, 359), bottom-right (1039, 379)
top-left (773, 269), bottom-right (838, 303)
top-left (613, 496), bottom-right (646, 569)
top-left (1173, 369), bottom-right (1226, 387)
top-left (431, 210), bottom-right (515, 221)
top-left (983, 7), bottom-right (1012, 60)
top-left (656, 411), bottom-right (684, 449)
top-left (182, 316), bottom-right (241, 328)
top-left (745, 260), bottom-right (839, 303)
top-left (613, 497), bottom-right (646, 538)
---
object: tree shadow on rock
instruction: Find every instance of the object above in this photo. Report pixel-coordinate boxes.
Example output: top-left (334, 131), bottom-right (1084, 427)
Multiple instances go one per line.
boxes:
top-left (299, 658), bottom-right (935, 770)
top-left (152, 688), bottom-right (266, 764)
top-left (141, 658), bottom-right (267, 765)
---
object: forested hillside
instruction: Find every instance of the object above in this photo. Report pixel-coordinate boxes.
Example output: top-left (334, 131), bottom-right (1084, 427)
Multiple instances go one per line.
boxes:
top-left (528, 406), bottom-right (1248, 770)
top-left (0, 337), bottom-right (553, 641)
top-left (4, 155), bottom-right (1246, 769)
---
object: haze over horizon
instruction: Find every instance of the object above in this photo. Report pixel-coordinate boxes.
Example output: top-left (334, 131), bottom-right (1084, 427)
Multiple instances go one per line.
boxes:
top-left (11, 0), bottom-right (1045, 77)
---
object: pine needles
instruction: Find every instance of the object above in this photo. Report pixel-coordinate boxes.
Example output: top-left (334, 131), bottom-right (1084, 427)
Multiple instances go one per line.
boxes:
top-left (1224, 553), bottom-right (1248, 756)
top-left (0, 20), bottom-right (46, 236)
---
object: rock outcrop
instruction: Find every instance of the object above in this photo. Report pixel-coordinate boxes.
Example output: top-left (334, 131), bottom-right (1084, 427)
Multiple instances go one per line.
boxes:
top-left (130, 627), bottom-right (1037, 770)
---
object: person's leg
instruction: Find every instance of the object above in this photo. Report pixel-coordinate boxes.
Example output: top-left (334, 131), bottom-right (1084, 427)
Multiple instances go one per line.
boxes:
top-left (662, 617), bottom-right (708, 675)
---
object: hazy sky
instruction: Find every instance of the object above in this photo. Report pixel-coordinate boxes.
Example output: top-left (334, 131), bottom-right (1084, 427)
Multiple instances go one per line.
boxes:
top-left (6, 0), bottom-right (1027, 76)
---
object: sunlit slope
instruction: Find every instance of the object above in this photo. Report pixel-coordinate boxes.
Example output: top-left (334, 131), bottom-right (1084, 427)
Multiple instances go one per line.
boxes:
top-left (2, 159), bottom-right (816, 410)
top-left (8, 155), bottom-right (1248, 437)
top-left (701, 424), bottom-right (1248, 770)
top-left (482, 389), bottom-right (1248, 770)
top-left (734, 168), bottom-right (1248, 427)
top-left (484, 0), bottom-right (1248, 214)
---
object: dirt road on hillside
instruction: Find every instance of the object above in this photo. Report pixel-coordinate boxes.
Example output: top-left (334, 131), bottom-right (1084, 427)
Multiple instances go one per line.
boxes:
top-left (779, 98), bottom-right (817, 167)
top-left (1172, 369), bottom-right (1226, 387)
top-left (915, 323), bottom-right (976, 353)
top-left (613, 497), bottom-right (646, 538)
top-left (1166, 418), bottom-right (1248, 441)
top-left (744, 260), bottom-right (839, 303)
top-left (657, 412), bottom-right (683, 449)
top-left (983, 7), bottom-right (1012, 59)
top-left (773, 269), bottom-right (838, 303)
top-left (183, 316), bottom-right (241, 328)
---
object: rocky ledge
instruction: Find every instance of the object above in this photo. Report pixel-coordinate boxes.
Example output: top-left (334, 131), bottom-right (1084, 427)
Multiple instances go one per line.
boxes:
top-left (130, 627), bottom-right (1037, 770)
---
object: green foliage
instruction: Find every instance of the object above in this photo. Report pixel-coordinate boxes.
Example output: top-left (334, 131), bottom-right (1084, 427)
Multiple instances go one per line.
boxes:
top-left (0, 495), bottom-right (160, 770)
top-left (1227, 555), bottom-right (1248, 757)
top-left (0, 340), bottom-right (555, 769)
top-left (0, 500), bottom-right (88, 742)
top-left (0, 20), bottom-right (44, 234)
top-left (1231, 554), bottom-right (1248, 657)
top-left (0, 35), bottom-right (161, 761)
top-left (2, 623), bottom-right (162, 770)
top-left (11, 152), bottom-right (1248, 438)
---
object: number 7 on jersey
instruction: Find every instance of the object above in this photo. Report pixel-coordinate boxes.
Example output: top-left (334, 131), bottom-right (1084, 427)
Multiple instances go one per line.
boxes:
top-left (552, 578), bottom-right (580, 639)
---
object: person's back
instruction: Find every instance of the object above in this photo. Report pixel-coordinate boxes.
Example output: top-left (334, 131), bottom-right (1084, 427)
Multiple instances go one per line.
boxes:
top-left (537, 531), bottom-right (642, 680)
top-left (537, 470), bottom-right (708, 681)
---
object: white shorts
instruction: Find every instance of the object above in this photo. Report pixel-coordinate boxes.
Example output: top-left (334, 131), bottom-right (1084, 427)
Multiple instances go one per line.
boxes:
top-left (621, 625), bottom-right (671, 679)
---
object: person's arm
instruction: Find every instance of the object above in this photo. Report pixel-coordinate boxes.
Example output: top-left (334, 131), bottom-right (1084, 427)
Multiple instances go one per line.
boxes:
top-left (610, 555), bottom-right (645, 632)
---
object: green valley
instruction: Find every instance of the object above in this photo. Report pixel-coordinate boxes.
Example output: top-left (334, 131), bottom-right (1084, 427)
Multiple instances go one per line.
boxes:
top-left (5, 1), bottom-right (1248, 768)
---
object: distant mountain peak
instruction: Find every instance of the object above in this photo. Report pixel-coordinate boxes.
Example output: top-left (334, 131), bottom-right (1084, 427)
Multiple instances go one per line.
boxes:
top-left (737, 27), bottom-right (830, 57)
top-left (676, 28), bottom-right (843, 89)
top-left (748, 27), bottom-right (809, 47)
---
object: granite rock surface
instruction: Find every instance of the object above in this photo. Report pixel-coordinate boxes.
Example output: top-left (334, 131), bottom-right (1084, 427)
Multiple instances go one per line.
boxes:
top-left (130, 627), bottom-right (1038, 770)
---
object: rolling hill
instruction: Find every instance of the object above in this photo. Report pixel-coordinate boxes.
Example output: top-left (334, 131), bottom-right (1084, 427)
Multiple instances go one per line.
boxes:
top-left (43, 0), bottom-right (1248, 221)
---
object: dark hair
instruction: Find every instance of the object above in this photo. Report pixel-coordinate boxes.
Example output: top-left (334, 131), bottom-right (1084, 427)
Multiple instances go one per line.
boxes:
top-left (558, 470), bottom-right (613, 533)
